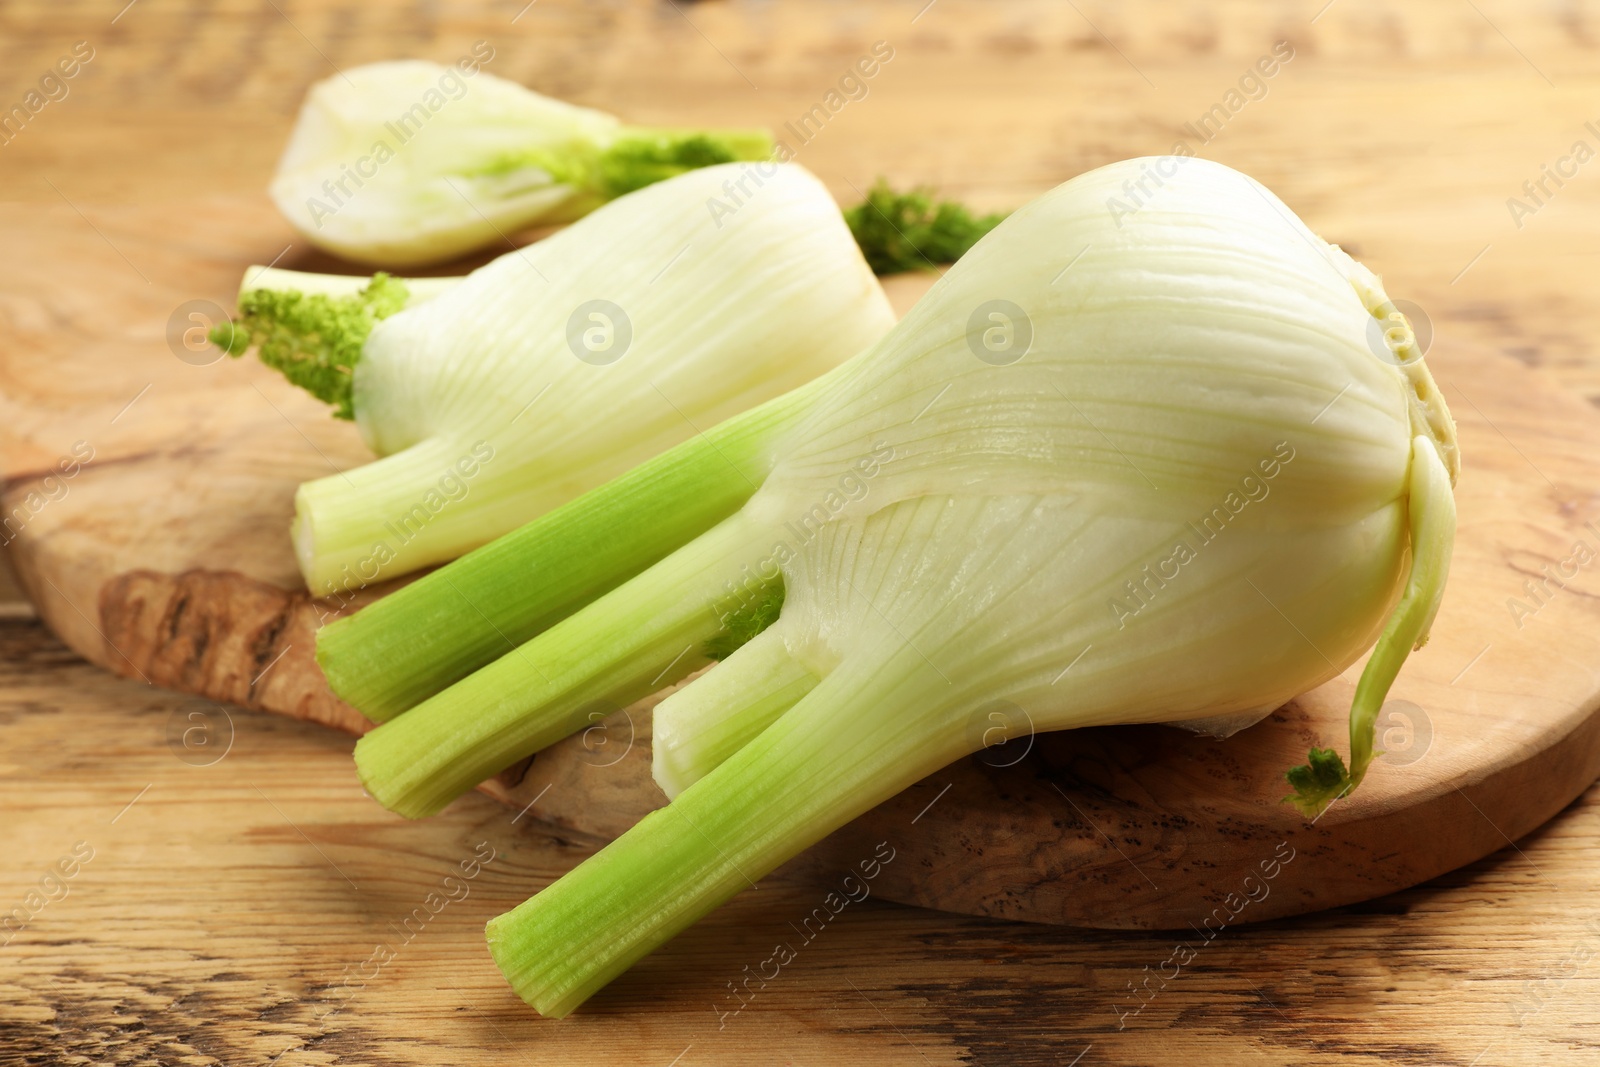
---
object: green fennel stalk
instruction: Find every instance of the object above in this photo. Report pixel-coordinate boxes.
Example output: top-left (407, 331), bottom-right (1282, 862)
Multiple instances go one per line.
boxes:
top-left (352, 510), bottom-right (780, 816)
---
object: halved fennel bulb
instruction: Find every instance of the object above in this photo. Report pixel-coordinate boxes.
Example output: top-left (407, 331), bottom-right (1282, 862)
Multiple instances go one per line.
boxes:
top-left (271, 59), bottom-right (772, 267)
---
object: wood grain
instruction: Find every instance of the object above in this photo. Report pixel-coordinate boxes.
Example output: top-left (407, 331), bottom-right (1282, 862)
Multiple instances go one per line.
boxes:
top-left (3, 617), bottom-right (1598, 1066)
top-left (6, 0), bottom-right (1600, 1059)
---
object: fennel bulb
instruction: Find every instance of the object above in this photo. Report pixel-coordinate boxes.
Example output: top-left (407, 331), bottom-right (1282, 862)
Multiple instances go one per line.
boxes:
top-left (348, 156), bottom-right (1456, 1015)
top-left (271, 59), bottom-right (773, 267)
top-left (221, 162), bottom-right (894, 604)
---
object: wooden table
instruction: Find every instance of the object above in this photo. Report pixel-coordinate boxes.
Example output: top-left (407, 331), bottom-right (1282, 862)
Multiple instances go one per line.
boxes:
top-left (5, 1), bottom-right (1600, 1063)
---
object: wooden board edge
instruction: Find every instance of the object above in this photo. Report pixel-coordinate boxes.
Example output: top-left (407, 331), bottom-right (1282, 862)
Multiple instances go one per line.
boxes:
top-left (11, 553), bottom-right (1600, 932)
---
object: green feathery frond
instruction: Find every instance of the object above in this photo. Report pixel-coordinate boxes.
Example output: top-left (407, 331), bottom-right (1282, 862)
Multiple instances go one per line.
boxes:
top-left (210, 273), bottom-right (410, 420)
top-left (598, 129), bottom-right (774, 199)
top-left (845, 180), bottom-right (1007, 275)
top-left (1284, 746), bottom-right (1352, 817)
top-left (703, 581), bottom-right (785, 661)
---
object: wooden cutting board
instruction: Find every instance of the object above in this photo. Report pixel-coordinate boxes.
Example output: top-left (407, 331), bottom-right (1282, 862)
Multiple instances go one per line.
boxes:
top-left (5, 192), bottom-right (1599, 932)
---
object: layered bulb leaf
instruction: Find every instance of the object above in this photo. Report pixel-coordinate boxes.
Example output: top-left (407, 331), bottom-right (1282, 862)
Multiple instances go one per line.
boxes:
top-left (344, 156), bottom-right (1457, 1016)
top-left (270, 60), bottom-right (773, 266)
top-left (227, 162), bottom-right (894, 600)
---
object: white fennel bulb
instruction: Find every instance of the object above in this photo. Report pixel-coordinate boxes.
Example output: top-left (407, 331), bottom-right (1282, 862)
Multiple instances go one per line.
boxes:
top-left (347, 156), bottom-right (1456, 1017)
top-left (270, 59), bottom-right (772, 267)
top-left (223, 162), bottom-right (894, 598)
top-left (724, 153), bottom-right (1457, 760)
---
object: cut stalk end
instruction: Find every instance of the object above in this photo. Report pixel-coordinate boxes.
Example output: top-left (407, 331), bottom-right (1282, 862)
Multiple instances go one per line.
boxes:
top-left (352, 512), bottom-right (775, 816)
top-left (652, 625), bottom-right (818, 798)
top-left (294, 435), bottom-right (484, 598)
